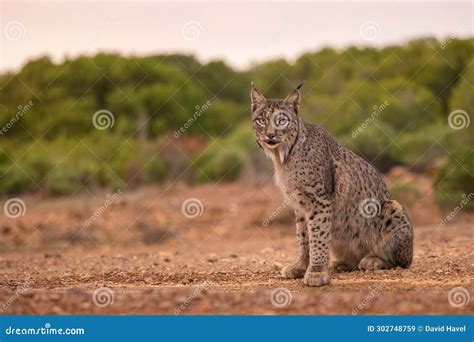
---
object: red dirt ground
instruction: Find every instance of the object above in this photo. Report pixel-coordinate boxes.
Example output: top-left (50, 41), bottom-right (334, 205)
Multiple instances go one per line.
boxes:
top-left (0, 171), bottom-right (472, 315)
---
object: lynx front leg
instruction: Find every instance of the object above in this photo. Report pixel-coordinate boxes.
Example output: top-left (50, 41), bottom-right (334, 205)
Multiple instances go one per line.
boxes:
top-left (281, 210), bottom-right (309, 279)
top-left (303, 197), bottom-right (332, 287)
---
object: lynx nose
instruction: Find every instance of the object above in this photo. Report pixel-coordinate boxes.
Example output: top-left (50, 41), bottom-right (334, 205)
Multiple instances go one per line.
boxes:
top-left (266, 132), bottom-right (275, 140)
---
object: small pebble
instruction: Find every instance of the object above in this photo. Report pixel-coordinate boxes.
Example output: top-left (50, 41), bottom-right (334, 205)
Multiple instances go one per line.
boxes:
top-left (273, 262), bottom-right (283, 270)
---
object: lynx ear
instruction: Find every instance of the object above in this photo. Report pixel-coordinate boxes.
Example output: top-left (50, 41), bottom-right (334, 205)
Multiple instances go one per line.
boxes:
top-left (284, 82), bottom-right (305, 113)
top-left (250, 82), bottom-right (266, 112)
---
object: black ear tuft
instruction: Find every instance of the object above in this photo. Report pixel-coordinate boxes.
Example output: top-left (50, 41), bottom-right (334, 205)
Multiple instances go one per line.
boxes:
top-left (296, 81), bottom-right (305, 91)
top-left (284, 82), bottom-right (305, 114)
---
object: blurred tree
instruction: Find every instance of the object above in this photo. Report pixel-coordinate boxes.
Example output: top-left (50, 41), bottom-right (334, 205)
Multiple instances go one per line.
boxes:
top-left (0, 38), bottom-right (471, 201)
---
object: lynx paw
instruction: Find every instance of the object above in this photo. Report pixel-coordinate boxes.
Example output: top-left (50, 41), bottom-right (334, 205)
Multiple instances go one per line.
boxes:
top-left (281, 264), bottom-right (307, 279)
top-left (358, 256), bottom-right (391, 270)
top-left (303, 271), bottom-right (330, 287)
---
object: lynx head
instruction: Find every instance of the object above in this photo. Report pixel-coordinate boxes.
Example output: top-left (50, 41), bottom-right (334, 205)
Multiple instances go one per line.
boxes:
top-left (250, 82), bottom-right (304, 164)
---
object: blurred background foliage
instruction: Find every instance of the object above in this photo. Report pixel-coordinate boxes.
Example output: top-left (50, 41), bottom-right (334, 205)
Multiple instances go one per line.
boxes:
top-left (0, 38), bottom-right (472, 209)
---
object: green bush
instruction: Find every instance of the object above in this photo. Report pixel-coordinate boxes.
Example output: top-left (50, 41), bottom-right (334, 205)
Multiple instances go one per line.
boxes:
top-left (394, 124), bottom-right (451, 171)
top-left (0, 142), bottom-right (50, 194)
top-left (47, 165), bottom-right (83, 195)
top-left (0, 134), bottom-right (169, 195)
top-left (193, 124), bottom-right (256, 183)
top-left (143, 155), bottom-right (168, 183)
top-left (435, 146), bottom-right (474, 209)
top-left (0, 163), bottom-right (36, 195)
top-left (342, 122), bottom-right (398, 172)
top-left (195, 147), bottom-right (243, 183)
top-left (0, 38), bottom-right (472, 206)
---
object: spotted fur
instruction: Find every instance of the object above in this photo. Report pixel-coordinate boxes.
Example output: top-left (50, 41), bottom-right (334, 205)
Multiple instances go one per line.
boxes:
top-left (251, 83), bottom-right (413, 287)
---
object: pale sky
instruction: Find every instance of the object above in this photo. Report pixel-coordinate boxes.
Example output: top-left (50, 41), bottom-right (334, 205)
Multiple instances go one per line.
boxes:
top-left (0, 1), bottom-right (472, 73)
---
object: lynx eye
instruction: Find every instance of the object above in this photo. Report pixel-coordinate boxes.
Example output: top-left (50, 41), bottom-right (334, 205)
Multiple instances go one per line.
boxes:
top-left (256, 117), bottom-right (267, 126)
top-left (270, 111), bottom-right (291, 129)
top-left (276, 116), bottom-right (289, 126)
